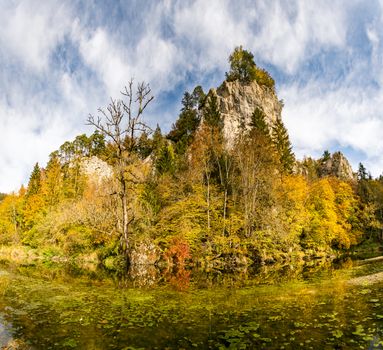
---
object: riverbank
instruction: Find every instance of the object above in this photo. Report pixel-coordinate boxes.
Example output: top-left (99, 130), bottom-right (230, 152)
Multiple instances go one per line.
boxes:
top-left (0, 238), bottom-right (380, 274)
top-left (0, 248), bottom-right (382, 349)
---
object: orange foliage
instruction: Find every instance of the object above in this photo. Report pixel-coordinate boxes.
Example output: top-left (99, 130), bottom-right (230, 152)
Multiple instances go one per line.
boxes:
top-left (164, 236), bottom-right (191, 266)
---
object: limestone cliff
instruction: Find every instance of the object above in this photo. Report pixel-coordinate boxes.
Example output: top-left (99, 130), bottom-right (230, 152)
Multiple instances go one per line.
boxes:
top-left (296, 152), bottom-right (355, 181)
top-left (212, 80), bottom-right (283, 147)
top-left (317, 151), bottom-right (355, 181)
top-left (81, 156), bottom-right (113, 183)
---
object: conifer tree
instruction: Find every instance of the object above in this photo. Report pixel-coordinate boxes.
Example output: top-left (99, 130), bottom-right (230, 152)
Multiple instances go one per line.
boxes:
top-left (156, 143), bottom-right (175, 175)
top-left (272, 118), bottom-right (295, 173)
top-left (322, 150), bottom-right (331, 162)
top-left (358, 163), bottom-right (368, 181)
top-left (26, 163), bottom-right (41, 196)
top-left (249, 107), bottom-right (270, 138)
top-left (203, 93), bottom-right (223, 129)
top-left (167, 91), bottom-right (201, 154)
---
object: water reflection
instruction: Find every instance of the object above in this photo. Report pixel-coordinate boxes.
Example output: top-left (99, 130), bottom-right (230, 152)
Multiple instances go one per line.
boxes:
top-left (0, 256), bottom-right (381, 349)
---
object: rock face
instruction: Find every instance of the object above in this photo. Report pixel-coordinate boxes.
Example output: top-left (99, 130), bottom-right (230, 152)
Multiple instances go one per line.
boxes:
top-left (81, 156), bottom-right (113, 183)
top-left (318, 152), bottom-right (355, 181)
top-left (213, 80), bottom-right (283, 147)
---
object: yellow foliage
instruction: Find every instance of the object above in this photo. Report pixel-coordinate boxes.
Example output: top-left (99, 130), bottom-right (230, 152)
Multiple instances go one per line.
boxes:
top-left (0, 193), bottom-right (23, 244)
top-left (276, 175), bottom-right (309, 241)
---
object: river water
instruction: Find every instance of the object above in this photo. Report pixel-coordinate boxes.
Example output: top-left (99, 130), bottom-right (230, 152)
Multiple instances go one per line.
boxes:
top-left (0, 256), bottom-right (382, 349)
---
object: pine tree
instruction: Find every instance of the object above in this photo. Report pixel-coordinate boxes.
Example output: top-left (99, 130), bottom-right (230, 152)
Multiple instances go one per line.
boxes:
top-left (322, 150), bottom-right (331, 162)
top-left (358, 163), bottom-right (368, 181)
top-left (203, 93), bottom-right (223, 129)
top-left (167, 91), bottom-right (201, 154)
top-left (156, 143), bottom-right (175, 175)
top-left (152, 124), bottom-right (164, 155)
top-left (249, 107), bottom-right (270, 138)
top-left (191, 85), bottom-right (206, 110)
top-left (27, 163), bottom-right (41, 196)
top-left (272, 118), bottom-right (295, 173)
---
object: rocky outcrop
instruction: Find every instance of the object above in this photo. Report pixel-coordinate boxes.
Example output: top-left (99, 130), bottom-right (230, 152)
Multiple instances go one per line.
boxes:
top-left (296, 152), bottom-right (355, 181)
top-left (81, 156), bottom-right (113, 183)
top-left (318, 152), bottom-right (355, 181)
top-left (213, 80), bottom-right (283, 147)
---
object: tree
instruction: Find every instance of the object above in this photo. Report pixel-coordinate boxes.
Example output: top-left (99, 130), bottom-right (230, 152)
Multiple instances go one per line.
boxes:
top-left (42, 152), bottom-right (63, 206)
top-left (234, 125), bottom-right (279, 237)
top-left (226, 46), bottom-right (275, 89)
top-left (191, 85), bottom-right (206, 110)
top-left (87, 79), bottom-right (154, 264)
top-left (26, 163), bottom-right (41, 197)
top-left (167, 89), bottom-right (204, 155)
top-left (322, 150), bottom-right (331, 162)
top-left (226, 46), bottom-right (257, 83)
top-left (357, 163), bottom-right (368, 181)
top-left (203, 93), bottom-right (223, 129)
top-left (156, 143), bottom-right (175, 175)
top-left (23, 163), bottom-right (45, 233)
top-left (272, 118), bottom-right (295, 173)
top-left (249, 107), bottom-right (270, 138)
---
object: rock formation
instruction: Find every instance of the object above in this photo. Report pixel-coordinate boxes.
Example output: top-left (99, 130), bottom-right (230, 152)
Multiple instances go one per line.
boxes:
top-left (317, 151), bottom-right (355, 181)
top-left (296, 152), bottom-right (355, 181)
top-left (81, 156), bottom-right (113, 183)
top-left (213, 79), bottom-right (283, 147)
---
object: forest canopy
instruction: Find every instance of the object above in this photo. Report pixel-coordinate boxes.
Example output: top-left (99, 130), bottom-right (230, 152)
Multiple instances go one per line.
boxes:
top-left (0, 48), bottom-right (381, 270)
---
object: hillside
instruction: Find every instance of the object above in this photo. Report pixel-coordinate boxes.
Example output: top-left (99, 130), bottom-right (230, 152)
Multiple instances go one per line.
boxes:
top-left (0, 47), bottom-right (382, 270)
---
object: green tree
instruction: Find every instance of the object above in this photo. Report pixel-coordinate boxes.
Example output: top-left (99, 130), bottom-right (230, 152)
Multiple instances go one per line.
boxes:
top-left (26, 163), bottom-right (41, 197)
top-left (152, 124), bottom-right (165, 158)
top-left (226, 46), bottom-right (257, 83)
top-left (167, 91), bottom-right (201, 154)
top-left (272, 118), bottom-right (295, 173)
top-left (156, 143), bottom-right (175, 175)
top-left (136, 131), bottom-right (153, 159)
top-left (203, 93), bottom-right (223, 129)
top-left (191, 85), bottom-right (206, 110)
top-left (249, 107), bottom-right (270, 139)
top-left (358, 163), bottom-right (368, 181)
top-left (322, 150), bottom-right (331, 162)
top-left (226, 46), bottom-right (275, 89)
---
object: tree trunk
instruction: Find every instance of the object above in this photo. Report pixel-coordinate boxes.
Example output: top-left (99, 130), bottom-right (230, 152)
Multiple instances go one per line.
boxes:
top-left (223, 189), bottom-right (227, 236)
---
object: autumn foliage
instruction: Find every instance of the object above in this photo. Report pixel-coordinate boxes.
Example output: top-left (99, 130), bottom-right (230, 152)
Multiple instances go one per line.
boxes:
top-left (0, 49), bottom-right (381, 268)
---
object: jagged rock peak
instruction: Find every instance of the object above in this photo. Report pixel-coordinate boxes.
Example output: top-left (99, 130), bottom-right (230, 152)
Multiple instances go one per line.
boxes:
top-left (318, 151), bottom-right (355, 181)
top-left (212, 79), bottom-right (283, 147)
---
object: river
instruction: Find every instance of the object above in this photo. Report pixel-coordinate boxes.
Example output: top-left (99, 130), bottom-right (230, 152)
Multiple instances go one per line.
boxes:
top-left (0, 255), bottom-right (382, 349)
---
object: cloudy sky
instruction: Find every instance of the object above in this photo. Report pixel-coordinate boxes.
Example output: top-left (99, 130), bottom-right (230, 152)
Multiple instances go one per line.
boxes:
top-left (1, 0), bottom-right (383, 192)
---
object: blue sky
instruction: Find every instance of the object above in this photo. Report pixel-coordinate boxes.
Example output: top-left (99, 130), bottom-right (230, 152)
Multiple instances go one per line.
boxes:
top-left (1, 0), bottom-right (383, 192)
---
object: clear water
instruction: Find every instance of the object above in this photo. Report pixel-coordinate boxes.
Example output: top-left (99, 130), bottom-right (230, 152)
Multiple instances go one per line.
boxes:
top-left (0, 257), bottom-right (382, 349)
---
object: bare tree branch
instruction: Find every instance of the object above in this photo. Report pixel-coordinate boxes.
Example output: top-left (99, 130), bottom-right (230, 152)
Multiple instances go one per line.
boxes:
top-left (86, 79), bottom-right (154, 263)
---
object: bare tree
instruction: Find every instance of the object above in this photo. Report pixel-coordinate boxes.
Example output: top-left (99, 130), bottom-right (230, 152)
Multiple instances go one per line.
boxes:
top-left (87, 79), bottom-right (154, 264)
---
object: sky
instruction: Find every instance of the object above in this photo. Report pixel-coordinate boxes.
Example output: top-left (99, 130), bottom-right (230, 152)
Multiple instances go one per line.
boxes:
top-left (1, 0), bottom-right (383, 192)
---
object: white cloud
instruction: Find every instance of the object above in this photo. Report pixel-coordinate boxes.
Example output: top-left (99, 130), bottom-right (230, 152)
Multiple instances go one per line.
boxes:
top-left (0, 1), bottom-right (72, 71)
top-left (281, 79), bottom-right (383, 175)
top-left (1, 0), bottom-right (383, 192)
top-left (250, 0), bottom-right (348, 73)
top-left (173, 0), bottom-right (249, 72)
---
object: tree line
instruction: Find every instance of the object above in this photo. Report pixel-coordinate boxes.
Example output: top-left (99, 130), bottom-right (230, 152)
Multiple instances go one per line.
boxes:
top-left (0, 47), bottom-right (381, 268)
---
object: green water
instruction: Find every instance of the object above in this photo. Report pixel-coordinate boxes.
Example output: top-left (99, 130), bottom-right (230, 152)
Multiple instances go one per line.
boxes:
top-left (0, 257), bottom-right (382, 349)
